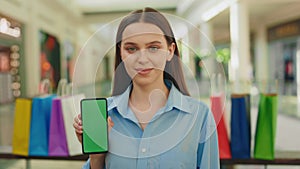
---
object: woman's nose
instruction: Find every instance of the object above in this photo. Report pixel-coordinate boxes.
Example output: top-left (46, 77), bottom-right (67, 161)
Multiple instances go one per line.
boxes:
top-left (137, 49), bottom-right (149, 64)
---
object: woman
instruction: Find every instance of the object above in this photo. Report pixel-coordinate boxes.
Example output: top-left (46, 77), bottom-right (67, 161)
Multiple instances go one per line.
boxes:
top-left (74, 7), bottom-right (220, 169)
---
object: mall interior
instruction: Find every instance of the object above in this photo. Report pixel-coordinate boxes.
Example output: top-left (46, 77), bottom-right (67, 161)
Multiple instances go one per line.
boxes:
top-left (1, 0), bottom-right (300, 168)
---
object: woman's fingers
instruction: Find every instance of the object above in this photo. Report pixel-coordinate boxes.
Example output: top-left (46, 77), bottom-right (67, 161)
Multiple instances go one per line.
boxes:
top-left (73, 123), bottom-right (83, 134)
top-left (73, 117), bottom-right (82, 131)
top-left (108, 116), bottom-right (114, 131)
top-left (73, 114), bottom-right (83, 143)
top-left (74, 114), bottom-right (82, 125)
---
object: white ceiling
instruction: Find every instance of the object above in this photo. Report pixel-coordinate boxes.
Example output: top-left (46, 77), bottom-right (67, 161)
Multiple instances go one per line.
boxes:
top-left (75, 0), bottom-right (300, 25)
top-left (73, 0), bottom-right (300, 43)
top-left (210, 0), bottom-right (300, 43)
top-left (75, 0), bottom-right (181, 13)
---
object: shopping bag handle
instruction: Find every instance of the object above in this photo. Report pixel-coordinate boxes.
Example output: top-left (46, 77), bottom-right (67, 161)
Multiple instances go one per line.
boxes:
top-left (39, 79), bottom-right (52, 95)
top-left (57, 79), bottom-right (68, 96)
top-left (65, 82), bottom-right (73, 96)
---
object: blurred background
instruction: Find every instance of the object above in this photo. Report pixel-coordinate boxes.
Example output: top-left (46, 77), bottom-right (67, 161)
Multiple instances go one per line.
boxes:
top-left (0, 0), bottom-right (300, 168)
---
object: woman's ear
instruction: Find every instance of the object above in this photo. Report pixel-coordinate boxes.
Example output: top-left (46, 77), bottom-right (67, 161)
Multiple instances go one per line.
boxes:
top-left (167, 42), bottom-right (176, 61)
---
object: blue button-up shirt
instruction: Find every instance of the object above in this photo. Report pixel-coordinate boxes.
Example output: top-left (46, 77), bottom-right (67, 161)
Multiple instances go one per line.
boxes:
top-left (82, 83), bottom-right (220, 169)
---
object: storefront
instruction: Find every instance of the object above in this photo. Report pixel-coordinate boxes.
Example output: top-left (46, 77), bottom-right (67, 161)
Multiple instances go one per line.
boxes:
top-left (268, 19), bottom-right (300, 96)
top-left (267, 18), bottom-right (300, 117)
top-left (0, 14), bottom-right (23, 103)
top-left (0, 13), bottom-right (24, 153)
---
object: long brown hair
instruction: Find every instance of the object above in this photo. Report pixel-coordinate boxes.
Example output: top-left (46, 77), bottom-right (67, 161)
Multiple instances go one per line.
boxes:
top-left (112, 7), bottom-right (189, 96)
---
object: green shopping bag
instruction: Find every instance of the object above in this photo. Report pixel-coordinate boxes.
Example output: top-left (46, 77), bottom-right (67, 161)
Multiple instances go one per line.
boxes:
top-left (254, 93), bottom-right (278, 160)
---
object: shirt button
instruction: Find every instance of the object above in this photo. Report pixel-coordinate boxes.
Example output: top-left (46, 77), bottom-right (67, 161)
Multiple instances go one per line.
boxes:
top-left (141, 148), bottom-right (146, 153)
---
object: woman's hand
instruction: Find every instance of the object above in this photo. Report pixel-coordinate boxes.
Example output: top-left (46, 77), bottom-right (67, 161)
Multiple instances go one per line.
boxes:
top-left (73, 114), bottom-right (114, 144)
top-left (73, 113), bottom-right (83, 143)
top-left (73, 114), bottom-right (114, 169)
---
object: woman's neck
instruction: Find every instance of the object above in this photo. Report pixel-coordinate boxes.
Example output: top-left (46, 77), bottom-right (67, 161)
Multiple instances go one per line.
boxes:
top-left (130, 80), bottom-right (169, 111)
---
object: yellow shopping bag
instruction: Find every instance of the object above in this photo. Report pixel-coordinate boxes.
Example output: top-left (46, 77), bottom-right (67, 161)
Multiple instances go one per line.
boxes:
top-left (12, 98), bottom-right (32, 156)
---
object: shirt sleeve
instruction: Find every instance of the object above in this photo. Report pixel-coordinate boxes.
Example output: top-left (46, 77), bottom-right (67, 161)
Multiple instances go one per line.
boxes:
top-left (82, 158), bottom-right (91, 169)
top-left (82, 158), bottom-right (106, 169)
top-left (197, 107), bottom-right (220, 169)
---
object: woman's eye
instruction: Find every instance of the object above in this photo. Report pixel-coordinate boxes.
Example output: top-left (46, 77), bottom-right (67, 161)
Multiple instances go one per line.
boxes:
top-left (126, 47), bottom-right (137, 53)
top-left (148, 46), bottom-right (159, 53)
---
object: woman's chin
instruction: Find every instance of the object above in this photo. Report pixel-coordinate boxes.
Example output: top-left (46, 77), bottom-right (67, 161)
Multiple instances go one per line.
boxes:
top-left (132, 76), bottom-right (153, 86)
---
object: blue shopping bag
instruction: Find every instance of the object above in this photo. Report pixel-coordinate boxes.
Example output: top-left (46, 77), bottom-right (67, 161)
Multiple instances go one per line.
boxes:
top-left (29, 94), bottom-right (56, 156)
top-left (230, 94), bottom-right (251, 159)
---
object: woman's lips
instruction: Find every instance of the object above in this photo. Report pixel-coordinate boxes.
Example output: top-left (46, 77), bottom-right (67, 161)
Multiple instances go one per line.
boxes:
top-left (135, 68), bottom-right (153, 75)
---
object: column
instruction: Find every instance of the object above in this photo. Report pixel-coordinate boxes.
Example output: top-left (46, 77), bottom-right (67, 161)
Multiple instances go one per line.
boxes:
top-left (254, 24), bottom-right (269, 81)
top-left (24, 0), bottom-right (40, 96)
top-left (199, 21), bottom-right (215, 78)
top-left (187, 25), bottom-right (200, 78)
top-left (229, 0), bottom-right (252, 88)
top-left (297, 38), bottom-right (300, 117)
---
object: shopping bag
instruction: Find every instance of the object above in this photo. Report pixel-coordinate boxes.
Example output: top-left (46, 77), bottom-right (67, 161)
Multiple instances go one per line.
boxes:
top-left (254, 93), bottom-right (278, 160)
top-left (12, 98), bottom-right (32, 156)
top-left (211, 94), bottom-right (231, 159)
top-left (29, 94), bottom-right (56, 156)
top-left (48, 98), bottom-right (69, 156)
top-left (48, 79), bottom-right (69, 156)
top-left (230, 94), bottom-right (251, 159)
top-left (61, 94), bottom-right (85, 155)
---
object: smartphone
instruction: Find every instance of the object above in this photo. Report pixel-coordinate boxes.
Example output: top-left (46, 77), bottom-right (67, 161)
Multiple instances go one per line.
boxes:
top-left (81, 98), bottom-right (108, 154)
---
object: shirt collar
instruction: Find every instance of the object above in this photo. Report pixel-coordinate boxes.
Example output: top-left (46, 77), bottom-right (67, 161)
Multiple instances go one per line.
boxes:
top-left (108, 85), bottom-right (131, 117)
top-left (107, 81), bottom-right (193, 119)
top-left (164, 82), bottom-right (193, 114)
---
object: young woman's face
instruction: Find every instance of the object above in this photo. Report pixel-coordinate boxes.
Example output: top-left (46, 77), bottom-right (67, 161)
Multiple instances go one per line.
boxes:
top-left (120, 22), bottom-right (175, 86)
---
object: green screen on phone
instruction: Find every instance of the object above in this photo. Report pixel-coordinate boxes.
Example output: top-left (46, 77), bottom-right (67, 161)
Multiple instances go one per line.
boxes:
top-left (81, 98), bottom-right (108, 154)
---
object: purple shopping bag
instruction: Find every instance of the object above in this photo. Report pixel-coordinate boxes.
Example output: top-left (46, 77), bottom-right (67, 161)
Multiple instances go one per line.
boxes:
top-left (48, 98), bottom-right (69, 156)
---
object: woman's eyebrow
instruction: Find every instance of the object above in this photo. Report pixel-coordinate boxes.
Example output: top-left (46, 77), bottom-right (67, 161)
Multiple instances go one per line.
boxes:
top-left (123, 41), bottom-right (162, 46)
top-left (146, 41), bottom-right (162, 45)
top-left (123, 42), bottom-right (137, 46)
